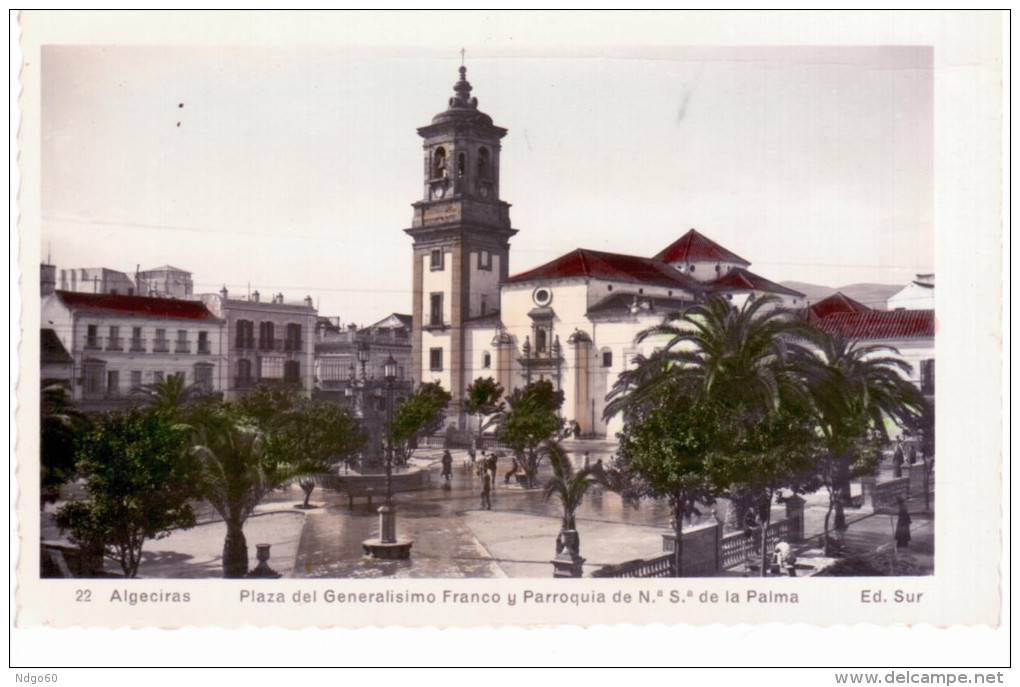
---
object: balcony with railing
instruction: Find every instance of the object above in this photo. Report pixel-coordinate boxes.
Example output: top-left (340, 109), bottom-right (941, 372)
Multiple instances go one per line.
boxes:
top-left (174, 340), bottom-right (191, 354)
top-left (84, 336), bottom-right (101, 350)
top-left (106, 336), bottom-right (124, 351)
top-left (197, 341), bottom-right (212, 355)
top-left (153, 338), bottom-right (170, 353)
top-left (129, 337), bottom-right (146, 352)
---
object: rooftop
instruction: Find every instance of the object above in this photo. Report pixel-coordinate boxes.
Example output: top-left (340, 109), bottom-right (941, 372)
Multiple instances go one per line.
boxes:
top-left (53, 291), bottom-right (219, 322)
top-left (814, 309), bottom-right (935, 340)
top-left (41, 328), bottom-right (72, 364)
top-left (508, 248), bottom-right (702, 292)
top-left (653, 228), bottom-right (751, 266)
top-left (807, 292), bottom-right (872, 320)
top-left (708, 268), bottom-right (806, 298)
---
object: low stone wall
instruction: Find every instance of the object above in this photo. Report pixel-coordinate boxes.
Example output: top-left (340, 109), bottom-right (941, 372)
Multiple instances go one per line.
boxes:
top-left (316, 468), bottom-right (431, 494)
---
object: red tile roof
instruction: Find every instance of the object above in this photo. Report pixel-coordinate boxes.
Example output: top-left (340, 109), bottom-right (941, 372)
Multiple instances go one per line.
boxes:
top-left (508, 248), bottom-right (702, 291)
top-left (814, 310), bottom-right (934, 340)
top-left (807, 292), bottom-right (872, 320)
top-left (708, 268), bottom-right (806, 298)
top-left (653, 228), bottom-right (751, 266)
top-left (55, 291), bottom-right (219, 321)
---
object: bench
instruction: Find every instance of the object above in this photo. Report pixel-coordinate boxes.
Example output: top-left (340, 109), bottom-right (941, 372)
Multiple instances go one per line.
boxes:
top-left (346, 487), bottom-right (377, 510)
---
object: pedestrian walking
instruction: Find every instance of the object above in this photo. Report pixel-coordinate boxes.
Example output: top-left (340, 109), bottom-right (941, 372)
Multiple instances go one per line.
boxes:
top-left (893, 439), bottom-right (905, 478)
top-left (504, 456), bottom-right (519, 484)
top-left (480, 471), bottom-right (492, 510)
top-left (487, 453), bottom-right (499, 486)
top-left (440, 449), bottom-right (453, 482)
top-left (894, 498), bottom-right (912, 549)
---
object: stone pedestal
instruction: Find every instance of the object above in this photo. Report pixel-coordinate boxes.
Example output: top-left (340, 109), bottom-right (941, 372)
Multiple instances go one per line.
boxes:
top-left (363, 504), bottom-right (414, 559)
top-left (362, 538), bottom-right (414, 559)
top-left (784, 494), bottom-right (806, 541)
top-left (247, 543), bottom-right (282, 578)
top-left (551, 529), bottom-right (585, 578)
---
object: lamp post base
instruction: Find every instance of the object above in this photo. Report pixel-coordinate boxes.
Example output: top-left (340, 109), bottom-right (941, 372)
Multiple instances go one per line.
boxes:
top-left (362, 537), bottom-right (414, 560)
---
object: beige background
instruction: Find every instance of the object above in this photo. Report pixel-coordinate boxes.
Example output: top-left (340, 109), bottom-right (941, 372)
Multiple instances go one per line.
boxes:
top-left (11, 9), bottom-right (1006, 667)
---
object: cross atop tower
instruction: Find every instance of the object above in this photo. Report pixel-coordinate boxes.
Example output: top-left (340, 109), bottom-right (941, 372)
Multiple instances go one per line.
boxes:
top-left (460, 47), bottom-right (466, 66)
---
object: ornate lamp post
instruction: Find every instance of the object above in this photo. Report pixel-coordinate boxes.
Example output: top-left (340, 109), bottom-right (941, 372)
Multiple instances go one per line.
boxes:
top-left (362, 354), bottom-right (413, 559)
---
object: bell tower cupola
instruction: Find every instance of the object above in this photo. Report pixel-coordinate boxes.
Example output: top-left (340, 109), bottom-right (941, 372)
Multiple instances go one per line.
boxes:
top-left (405, 60), bottom-right (517, 419)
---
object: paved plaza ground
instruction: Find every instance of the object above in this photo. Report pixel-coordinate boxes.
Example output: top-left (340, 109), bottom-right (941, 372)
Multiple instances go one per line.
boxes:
top-left (40, 439), bottom-right (935, 579)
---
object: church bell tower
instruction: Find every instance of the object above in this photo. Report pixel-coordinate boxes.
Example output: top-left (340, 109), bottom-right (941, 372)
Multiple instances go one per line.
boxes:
top-left (405, 63), bottom-right (517, 419)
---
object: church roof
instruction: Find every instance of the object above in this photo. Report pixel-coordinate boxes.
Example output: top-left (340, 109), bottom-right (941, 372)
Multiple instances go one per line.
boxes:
top-left (508, 248), bottom-right (702, 292)
top-left (654, 229), bottom-right (751, 266)
top-left (807, 292), bottom-right (872, 320)
top-left (707, 268), bottom-right (806, 298)
top-left (814, 310), bottom-right (934, 340)
top-left (53, 291), bottom-right (219, 321)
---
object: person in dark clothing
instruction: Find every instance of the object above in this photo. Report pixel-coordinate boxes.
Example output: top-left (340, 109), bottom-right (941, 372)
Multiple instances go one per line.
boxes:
top-left (895, 498), bottom-right (912, 549)
top-left (892, 440), bottom-right (905, 478)
top-left (504, 456), bottom-right (519, 484)
top-left (480, 471), bottom-right (492, 510)
top-left (440, 450), bottom-right (453, 482)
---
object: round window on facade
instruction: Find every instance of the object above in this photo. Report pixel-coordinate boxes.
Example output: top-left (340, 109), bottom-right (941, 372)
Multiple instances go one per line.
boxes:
top-left (690, 265), bottom-right (696, 273)
top-left (532, 287), bottom-right (553, 306)
top-left (607, 285), bottom-right (614, 292)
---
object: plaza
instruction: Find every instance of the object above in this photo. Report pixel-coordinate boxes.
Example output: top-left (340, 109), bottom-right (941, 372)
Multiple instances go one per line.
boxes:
top-left (41, 440), bottom-right (933, 580)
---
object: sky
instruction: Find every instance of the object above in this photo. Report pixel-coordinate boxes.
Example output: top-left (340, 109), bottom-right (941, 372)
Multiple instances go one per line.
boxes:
top-left (41, 45), bottom-right (934, 325)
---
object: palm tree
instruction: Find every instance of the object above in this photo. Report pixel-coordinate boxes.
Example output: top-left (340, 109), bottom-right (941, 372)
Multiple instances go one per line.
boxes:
top-left (141, 372), bottom-right (210, 414)
top-left (800, 333), bottom-right (926, 549)
top-left (606, 295), bottom-right (817, 576)
top-left (187, 407), bottom-right (314, 578)
top-left (542, 440), bottom-right (599, 557)
top-left (609, 295), bottom-right (815, 424)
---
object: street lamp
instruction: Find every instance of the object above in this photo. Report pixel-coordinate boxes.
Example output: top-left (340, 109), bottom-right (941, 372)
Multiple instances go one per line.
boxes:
top-left (356, 340), bottom-right (370, 382)
top-left (361, 353), bottom-right (413, 560)
top-left (382, 355), bottom-right (397, 507)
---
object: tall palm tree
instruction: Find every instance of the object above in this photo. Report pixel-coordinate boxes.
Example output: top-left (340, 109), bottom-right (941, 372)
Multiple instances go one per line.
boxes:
top-left (542, 440), bottom-right (599, 556)
top-left (605, 295), bottom-right (817, 576)
top-left (800, 333), bottom-right (926, 547)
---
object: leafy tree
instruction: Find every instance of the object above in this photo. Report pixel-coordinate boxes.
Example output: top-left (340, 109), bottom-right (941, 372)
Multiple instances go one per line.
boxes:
top-left (542, 440), bottom-right (600, 556)
top-left (719, 401), bottom-right (821, 575)
top-left (800, 334), bottom-right (926, 544)
top-left (185, 402), bottom-right (318, 578)
top-left (387, 383), bottom-right (452, 466)
top-left (40, 382), bottom-right (88, 506)
top-left (235, 385), bottom-right (298, 425)
top-left (54, 408), bottom-right (198, 577)
top-left (609, 387), bottom-right (722, 577)
top-left (464, 377), bottom-right (505, 440)
top-left (496, 380), bottom-right (564, 488)
top-left (270, 398), bottom-right (366, 507)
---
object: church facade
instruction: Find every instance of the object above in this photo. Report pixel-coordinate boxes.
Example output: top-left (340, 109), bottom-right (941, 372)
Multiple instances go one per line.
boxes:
top-left (406, 67), bottom-right (810, 439)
